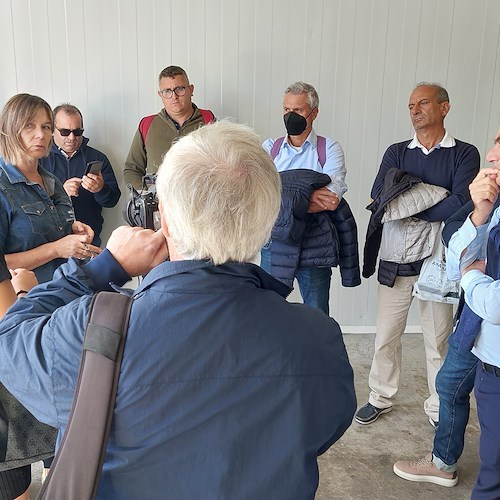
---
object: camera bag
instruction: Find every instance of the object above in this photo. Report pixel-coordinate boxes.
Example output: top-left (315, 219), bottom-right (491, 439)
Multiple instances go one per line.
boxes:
top-left (37, 291), bottom-right (133, 500)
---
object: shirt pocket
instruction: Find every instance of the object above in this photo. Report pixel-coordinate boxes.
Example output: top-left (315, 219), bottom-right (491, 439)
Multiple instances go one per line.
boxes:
top-left (21, 201), bottom-right (52, 235)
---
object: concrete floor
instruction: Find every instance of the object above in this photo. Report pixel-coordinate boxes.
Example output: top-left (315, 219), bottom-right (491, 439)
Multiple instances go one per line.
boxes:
top-left (28, 333), bottom-right (480, 499)
top-left (317, 333), bottom-right (480, 500)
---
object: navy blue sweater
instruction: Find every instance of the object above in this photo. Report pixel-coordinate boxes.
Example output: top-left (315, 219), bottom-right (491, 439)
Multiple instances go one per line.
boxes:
top-left (371, 139), bottom-right (479, 222)
top-left (368, 138), bottom-right (479, 284)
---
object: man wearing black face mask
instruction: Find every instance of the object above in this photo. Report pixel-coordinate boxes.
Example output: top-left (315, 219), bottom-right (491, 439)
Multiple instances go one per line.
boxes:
top-left (261, 81), bottom-right (356, 316)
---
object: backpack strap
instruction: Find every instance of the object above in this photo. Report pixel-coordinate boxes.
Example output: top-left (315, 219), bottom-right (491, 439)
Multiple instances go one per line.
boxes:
top-left (270, 136), bottom-right (327, 168)
top-left (139, 115), bottom-right (156, 145)
top-left (199, 108), bottom-right (215, 125)
top-left (316, 136), bottom-right (326, 168)
top-left (270, 137), bottom-right (285, 160)
top-left (37, 291), bottom-right (133, 500)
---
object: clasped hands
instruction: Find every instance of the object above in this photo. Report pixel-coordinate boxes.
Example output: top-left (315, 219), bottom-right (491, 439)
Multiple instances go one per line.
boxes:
top-left (308, 187), bottom-right (339, 213)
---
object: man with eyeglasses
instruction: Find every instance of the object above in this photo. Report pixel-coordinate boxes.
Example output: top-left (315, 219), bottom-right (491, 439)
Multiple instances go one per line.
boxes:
top-left (41, 104), bottom-right (121, 246)
top-left (124, 65), bottom-right (215, 190)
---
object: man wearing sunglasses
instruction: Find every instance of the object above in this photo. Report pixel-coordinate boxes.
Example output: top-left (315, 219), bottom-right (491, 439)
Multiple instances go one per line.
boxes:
top-left (41, 104), bottom-right (121, 246)
top-left (124, 65), bottom-right (215, 190)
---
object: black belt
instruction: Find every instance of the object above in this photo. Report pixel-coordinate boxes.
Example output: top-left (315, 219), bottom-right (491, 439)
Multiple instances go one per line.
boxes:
top-left (482, 362), bottom-right (500, 377)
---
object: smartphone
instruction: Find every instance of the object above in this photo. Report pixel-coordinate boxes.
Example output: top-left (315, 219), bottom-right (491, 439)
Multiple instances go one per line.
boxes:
top-left (85, 161), bottom-right (103, 176)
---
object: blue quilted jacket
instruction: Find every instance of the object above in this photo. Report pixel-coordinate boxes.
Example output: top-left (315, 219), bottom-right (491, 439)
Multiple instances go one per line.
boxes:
top-left (269, 169), bottom-right (361, 287)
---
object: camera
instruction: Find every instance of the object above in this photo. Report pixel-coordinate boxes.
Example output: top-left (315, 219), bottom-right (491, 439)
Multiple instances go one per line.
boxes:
top-left (122, 174), bottom-right (161, 230)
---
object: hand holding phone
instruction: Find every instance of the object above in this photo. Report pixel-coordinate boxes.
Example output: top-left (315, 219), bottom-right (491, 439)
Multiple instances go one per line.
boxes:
top-left (82, 161), bottom-right (104, 193)
top-left (85, 161), bottom-right (103, 176)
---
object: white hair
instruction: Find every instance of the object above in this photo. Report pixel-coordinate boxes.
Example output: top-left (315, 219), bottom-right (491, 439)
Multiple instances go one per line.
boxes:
top-left (156, 120), bottom-right (281, 264)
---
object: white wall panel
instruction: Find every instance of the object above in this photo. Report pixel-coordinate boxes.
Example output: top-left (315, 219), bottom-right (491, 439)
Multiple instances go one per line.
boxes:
top-left (1, 0), bottom-right (499, 328)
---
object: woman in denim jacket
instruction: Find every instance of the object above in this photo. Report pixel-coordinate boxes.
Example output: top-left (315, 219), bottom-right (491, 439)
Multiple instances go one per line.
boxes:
top-left (0, 94), bottom-right (100, 497)
top-left (0, 94), bottom-right (100, 283)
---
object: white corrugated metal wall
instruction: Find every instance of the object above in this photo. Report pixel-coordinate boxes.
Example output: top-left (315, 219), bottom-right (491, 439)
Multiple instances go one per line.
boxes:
top-left (1, 0), bottom-right (499, 328)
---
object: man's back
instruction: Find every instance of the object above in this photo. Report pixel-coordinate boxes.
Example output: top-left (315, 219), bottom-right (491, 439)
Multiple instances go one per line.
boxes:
top-left (105, 262), bottom-right (355, 498)
top-left (0, 259), bottom-right (355, 499)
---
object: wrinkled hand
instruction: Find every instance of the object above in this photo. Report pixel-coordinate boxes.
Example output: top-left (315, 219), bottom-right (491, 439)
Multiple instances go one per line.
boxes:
top-left (72, 221), bottom-right (94, 243)
top-left (470, 168), bottom-right (500, 226)
top-left (462, 259), bottom-right (486, 276)
top-left (81, 172), bottom-right (104, 193)
top-left (55, 234), bottom-right (102, 260)
top-left (9, 268), bottom-right (38, 294)
top-left (106, 226), bottom-right (169, 277)
top-left (308, 187), bottom-right (339, 213)
top-left (63, 177), bottom-right (82, 197)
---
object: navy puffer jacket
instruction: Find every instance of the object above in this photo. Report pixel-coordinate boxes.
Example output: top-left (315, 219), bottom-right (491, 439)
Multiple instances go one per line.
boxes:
top-left (269, 169), bottom-right (361, 288)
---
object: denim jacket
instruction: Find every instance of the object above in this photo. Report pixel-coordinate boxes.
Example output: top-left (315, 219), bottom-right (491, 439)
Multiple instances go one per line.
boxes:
top-left (0, 158), bottom-right (75, 283)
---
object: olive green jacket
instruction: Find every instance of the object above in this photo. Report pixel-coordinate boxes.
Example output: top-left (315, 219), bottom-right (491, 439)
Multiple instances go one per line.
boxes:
top-left (124, 105), bottom-right (213, 189)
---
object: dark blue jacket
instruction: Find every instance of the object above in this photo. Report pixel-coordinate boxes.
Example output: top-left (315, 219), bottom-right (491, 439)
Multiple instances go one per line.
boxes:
top-left (0, 252), bottom-right (356, 499)
top-left (270, 169), bottom-right (361, 287)
top-left (41, 138), bottom-right (121, 246)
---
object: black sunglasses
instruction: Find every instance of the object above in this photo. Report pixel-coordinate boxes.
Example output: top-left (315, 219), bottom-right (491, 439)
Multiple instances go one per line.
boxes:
top-left (56, 127), bottom-right (84, 137)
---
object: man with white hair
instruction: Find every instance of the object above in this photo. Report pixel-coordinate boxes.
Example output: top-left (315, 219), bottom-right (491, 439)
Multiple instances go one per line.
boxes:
top-left (0, 120), bottom-right (356, 499)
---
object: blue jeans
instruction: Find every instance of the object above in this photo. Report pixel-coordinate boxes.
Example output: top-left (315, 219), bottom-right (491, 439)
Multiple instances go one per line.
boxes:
top-left (472, 363), bottom-right (500, 499)
top-left (260, 246), bottom-right (332, 315)
top-left (432, 331), bottom-right (478, 472)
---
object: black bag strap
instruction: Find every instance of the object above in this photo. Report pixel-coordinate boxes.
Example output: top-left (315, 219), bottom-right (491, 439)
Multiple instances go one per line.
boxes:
top-left (37, 291), bottom-right (133, 500)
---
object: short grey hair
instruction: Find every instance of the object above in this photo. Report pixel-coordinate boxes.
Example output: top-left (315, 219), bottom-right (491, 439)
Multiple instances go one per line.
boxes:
top-left (415, 82), bottom-right (450, 103)
top-left (156, 120), bottom-right (281, 264)
top-left (285, 81), bottom-right (319, 109)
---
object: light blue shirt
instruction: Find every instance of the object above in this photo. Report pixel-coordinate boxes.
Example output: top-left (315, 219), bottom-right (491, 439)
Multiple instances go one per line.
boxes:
top-left (263, 129), bottom-right (348, 197)
top-left (447, 206), bottom-right (500, 366)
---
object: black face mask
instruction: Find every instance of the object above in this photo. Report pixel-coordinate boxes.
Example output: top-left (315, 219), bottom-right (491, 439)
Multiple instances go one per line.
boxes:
top-left (283, 110), bottom-right (314, 136)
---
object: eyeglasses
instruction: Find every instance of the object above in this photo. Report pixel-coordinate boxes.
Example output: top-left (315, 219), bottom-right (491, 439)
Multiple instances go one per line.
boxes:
top-left (56, 127), bottom-right (84, 137)
top-left (158, 86), bottom-right (188, 99)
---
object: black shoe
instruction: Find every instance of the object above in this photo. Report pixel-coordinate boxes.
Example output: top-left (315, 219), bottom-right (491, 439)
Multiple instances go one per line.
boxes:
top-left (355, 402), bottom-right (392, 425)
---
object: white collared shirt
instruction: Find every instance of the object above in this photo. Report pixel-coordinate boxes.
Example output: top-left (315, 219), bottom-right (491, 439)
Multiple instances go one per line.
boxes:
top-left (407, 130), bottom-right (456, 155)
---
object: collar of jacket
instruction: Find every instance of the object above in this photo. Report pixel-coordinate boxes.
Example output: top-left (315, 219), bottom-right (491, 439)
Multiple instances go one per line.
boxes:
top-left (52, 136), bottom-right (90, 159)
top-left (134, 259), bottom-right (293, 298)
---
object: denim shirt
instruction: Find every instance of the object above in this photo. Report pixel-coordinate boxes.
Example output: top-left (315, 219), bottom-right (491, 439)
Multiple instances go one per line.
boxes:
top-left (0, 157), bottom-right (75, 283)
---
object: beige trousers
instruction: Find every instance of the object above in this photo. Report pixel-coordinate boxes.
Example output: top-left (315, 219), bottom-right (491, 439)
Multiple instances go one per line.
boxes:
top-left (368, 276), bottom-right (453, 421)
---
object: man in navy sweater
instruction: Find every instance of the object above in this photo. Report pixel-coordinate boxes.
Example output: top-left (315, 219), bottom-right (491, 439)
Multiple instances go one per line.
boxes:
top-left (356, 82), bottom-right (480, 426)
top-left (41, 104), bottom-right (121, 246)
